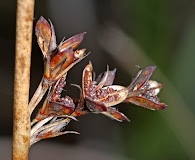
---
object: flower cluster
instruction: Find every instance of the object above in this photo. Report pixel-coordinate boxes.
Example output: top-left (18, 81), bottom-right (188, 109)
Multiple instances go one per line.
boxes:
top-left (30, 17), bottom-right (167, 146)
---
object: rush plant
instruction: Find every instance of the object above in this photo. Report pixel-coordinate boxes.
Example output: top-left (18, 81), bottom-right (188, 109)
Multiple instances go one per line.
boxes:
top-left (29, 16), bottom-right (167, 146)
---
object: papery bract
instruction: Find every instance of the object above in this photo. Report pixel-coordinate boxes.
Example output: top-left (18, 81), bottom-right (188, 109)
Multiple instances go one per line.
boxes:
top-left (35, 16), bottom-right (56, 57)
top-left (128, 66), bottom-right (156, 91)
top-left (102, 107), bottom-right (130, 122)
top-left (58, 32), bottom-right (86, 52)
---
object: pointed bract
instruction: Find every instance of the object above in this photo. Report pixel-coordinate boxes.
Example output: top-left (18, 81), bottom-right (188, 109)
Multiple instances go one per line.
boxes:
top-left (102, 107), bottom-right (130, 122)
top-left (96, 68), bottom-right (116, 87)
top-left (128, 66), bottom-right (156, 91)
top-left (126, 66), bottom-right (167, 110)
top-left (58, 32), bottom-right (86, 52)
top-left (125, 96), bottom-right (167, 110)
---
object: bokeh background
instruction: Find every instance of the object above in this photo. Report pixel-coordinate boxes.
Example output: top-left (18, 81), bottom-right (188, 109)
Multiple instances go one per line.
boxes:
top-left (1, 0), bottom-right (195, 159)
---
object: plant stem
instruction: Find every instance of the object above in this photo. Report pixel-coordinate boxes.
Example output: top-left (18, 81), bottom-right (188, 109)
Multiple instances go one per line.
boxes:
top-left (28, 77), bottom-right (49, 115)
top-left (12, 0), bottom-right (34, 159)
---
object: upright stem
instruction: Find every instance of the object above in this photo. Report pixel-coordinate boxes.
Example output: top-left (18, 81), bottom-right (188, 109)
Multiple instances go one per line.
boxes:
top-left (13, 0), bottom-right (34, 159)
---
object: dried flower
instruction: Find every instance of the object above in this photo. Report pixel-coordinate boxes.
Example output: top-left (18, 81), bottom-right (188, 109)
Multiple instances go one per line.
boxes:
top-left (35, 16), bottom-right (87, 83)
top-left (29, 17), bottom-right (88, 115)
top-left (82, 62), bottom-right (129, 121)
top-left (125, 66), bottom-right (167, 110)
top-left (30, 17), bottom-right (167, 145)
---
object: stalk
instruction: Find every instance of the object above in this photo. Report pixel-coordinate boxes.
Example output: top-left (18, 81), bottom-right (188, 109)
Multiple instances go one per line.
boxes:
top-left (12, 0), bottom-right (35, 159)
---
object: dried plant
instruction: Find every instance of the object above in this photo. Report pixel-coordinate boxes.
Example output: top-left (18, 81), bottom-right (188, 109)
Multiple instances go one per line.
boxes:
top-left (30, 16), bottom-right (167, 146)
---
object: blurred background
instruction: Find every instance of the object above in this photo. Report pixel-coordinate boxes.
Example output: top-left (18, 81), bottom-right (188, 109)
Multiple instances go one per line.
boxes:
top-left (1, 0), bottom-right (195, 159)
